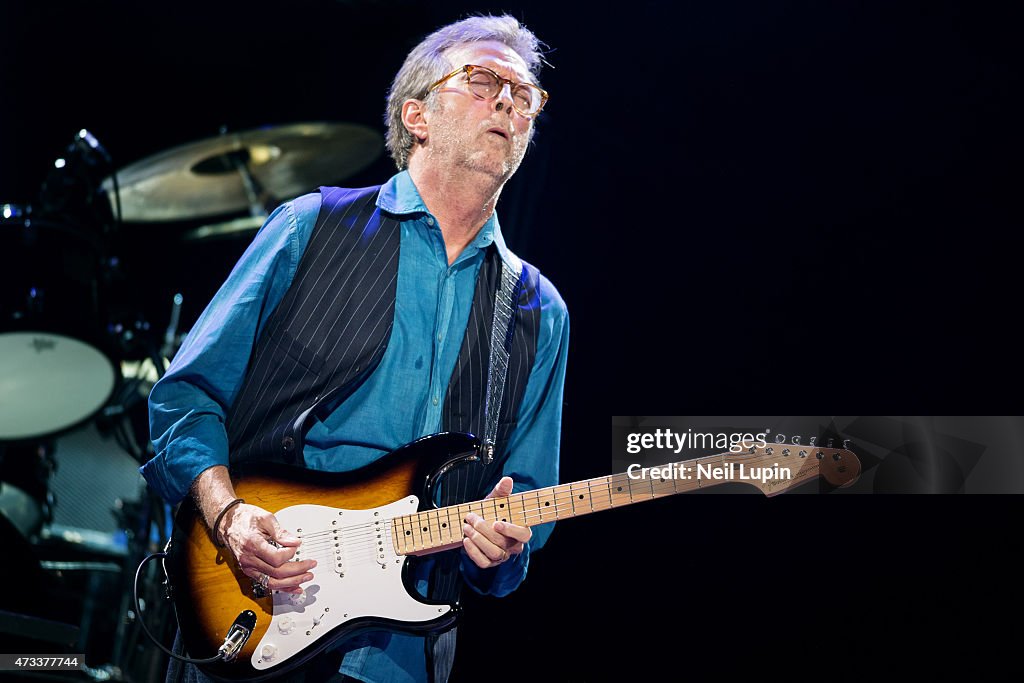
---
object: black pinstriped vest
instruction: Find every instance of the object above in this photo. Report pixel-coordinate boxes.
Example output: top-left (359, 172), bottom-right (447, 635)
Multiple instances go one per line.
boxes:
top-left (223, 185), bottom-right (543, 675)
top-left (224, 185), bottom-right (541, 504)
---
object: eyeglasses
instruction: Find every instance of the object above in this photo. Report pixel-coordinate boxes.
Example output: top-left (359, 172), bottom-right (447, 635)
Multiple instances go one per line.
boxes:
top-left (426, 64), bottom-right (549, 118)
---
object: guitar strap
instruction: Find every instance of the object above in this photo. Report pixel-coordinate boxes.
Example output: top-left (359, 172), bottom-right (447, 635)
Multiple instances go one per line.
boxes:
top-left (428, 251), bottom-right (524, 683)
top-left (481, 250), bottom-right (525, 463)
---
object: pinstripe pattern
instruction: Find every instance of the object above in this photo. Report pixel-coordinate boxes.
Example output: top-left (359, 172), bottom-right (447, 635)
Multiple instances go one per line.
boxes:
top-left (425, 250), bottom-right (540, 679)
top-left (427, 248), bottom-right (541, 610)
top-left (221, 186), bottom-right (541, 680)
top-left (225, 186), bottom-right (399, 466)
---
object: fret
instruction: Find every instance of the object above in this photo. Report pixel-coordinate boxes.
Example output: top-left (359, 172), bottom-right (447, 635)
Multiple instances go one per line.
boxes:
top-left (408, 512), bottom-right (420, 551)
top-left (424, 509), bottom-right (435, 547)
top-left (404, 515), bottom-right (415, 553)
top-left (568, 480), bottom-right (593, 515)
top-left (627, 474), bottom-right (644, 502)
top-left (589, 476), bottom-right (613, 512)
top-left (456, 503), bottom-right (472, 528)
top-left (442, 506), bottom-right (457, 543)
top-left (415, 512), bottom-right (429, 551)
top-left (401, 513), bottom-right (412, 551)
top-left (694, 454), bottom-right (727, 488)
top-left (609, 476), bottom-right (631, 507)
top-left (493, 497), bottom-right (509, 524)
top-left (432, 508), bottom-right (449, 544)
top-left (394, 516), bottom-right (407, 554)
top-left (535, 488), bottom-right (553, 523)
top-left (490, 497), bottom-right (505, 523)
top-left (406, 514), bottom-right (417, 552)
top-left (551, 484), bottom-right (573, 519)
top-left (650, 474), bottom-right (674, 499)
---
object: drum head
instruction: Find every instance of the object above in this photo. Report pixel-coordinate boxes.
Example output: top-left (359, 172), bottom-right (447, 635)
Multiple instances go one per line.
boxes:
top-left (0, 332), bottom-right (116, 441)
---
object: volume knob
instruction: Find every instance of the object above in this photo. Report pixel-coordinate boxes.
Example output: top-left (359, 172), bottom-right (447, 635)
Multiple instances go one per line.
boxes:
top-left (261, 644), bottom-right (277, 661)
top-left (278, 616), bottom-right (295, 634)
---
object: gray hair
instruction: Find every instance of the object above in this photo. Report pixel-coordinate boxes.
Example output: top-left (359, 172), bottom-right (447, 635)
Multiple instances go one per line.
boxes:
top-left (384, 14), bottom-right (545, 169)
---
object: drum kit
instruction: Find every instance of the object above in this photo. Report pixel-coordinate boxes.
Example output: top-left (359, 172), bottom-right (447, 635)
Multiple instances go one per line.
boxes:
top-left (0, 122), bottom-right (382, 678)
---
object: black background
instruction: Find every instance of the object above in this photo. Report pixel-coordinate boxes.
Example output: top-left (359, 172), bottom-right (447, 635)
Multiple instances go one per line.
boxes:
top-left (2, 1), bottom-right (1022, 680)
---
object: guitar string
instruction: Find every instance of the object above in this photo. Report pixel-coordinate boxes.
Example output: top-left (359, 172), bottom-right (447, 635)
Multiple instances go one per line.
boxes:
top-left (291, 525), bottom-right (396, 566)
top-left (294, 479), bottom-right (709, 557)
top-left (281, 452), bottom-right (818, 558)
top-left (286, 449), bottom-right (808, 540)
top-left (290, 483), bottom-right (728, 558)
top-left (284, 479), bottom-right (777, 566)
top-left (282, 488), bottom-right (665, 568)
top-left (295, 466), bottom-right (736, 543)
top-left (289, 476), bottom-right (656, 542)
top-left (254, 450), bottom-right (824, 572)
top-left (289, 491), bottom-right (659, 565)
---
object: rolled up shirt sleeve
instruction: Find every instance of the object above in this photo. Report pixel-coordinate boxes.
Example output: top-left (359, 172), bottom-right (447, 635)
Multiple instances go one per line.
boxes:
top-left (460, 273), bottom-right (569, 597)
top-left (141, 196), bottom-right (316, 504)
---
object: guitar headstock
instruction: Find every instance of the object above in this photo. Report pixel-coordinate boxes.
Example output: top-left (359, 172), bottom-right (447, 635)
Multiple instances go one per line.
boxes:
top-left (733, 435), bottom-right (861, 496)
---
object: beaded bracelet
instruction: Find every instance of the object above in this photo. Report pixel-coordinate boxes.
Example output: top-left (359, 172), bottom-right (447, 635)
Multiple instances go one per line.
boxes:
top-left (212, 497), bottom-right (245, 547)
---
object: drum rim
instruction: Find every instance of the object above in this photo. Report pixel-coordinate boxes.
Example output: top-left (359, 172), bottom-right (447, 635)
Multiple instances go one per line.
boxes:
top-left (0, 330), bottom-right (120, 443)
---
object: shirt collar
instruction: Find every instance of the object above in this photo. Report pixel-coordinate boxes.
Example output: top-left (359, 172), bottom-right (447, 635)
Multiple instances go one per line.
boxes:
top-left (376, 170), bottom-right (512, 264)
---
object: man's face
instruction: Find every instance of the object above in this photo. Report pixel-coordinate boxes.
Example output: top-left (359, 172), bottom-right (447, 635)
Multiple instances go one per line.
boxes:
top-left (422, 40), bottom-right (536, 182)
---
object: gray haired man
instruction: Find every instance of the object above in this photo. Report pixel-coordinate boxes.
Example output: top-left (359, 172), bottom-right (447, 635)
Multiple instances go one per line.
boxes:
top-left (148, 14), bottom-right (568, 683)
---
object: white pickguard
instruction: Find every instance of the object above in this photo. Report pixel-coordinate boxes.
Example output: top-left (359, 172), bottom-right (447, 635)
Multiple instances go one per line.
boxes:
top-left (251, 497), bottom-right (452, 671)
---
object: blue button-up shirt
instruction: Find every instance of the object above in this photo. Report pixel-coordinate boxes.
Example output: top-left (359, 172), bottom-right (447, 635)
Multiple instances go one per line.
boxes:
top-left (142, 171), bottom-right (569, 682)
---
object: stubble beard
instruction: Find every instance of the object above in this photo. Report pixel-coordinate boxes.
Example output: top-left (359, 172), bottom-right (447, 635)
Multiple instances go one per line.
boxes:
top-left (426, 110), bottom-right (529, 187)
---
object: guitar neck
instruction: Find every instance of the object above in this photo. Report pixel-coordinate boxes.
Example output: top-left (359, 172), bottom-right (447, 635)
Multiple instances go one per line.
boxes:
top-left (393, 441), bottom-right (858, 555)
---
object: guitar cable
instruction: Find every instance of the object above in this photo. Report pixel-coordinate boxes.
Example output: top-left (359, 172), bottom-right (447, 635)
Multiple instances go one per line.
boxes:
top-left (134, 550), bottom-right (256, 665)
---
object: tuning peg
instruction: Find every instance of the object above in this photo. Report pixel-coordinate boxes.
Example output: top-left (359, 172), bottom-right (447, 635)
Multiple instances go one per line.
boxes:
top-left (827, 438), bottom-right (835, 448)
top-left (809, 436), bottom-right (817, 447)
top-left (775, 433), bottom-right (786, 444)
top-left (792, 435), bottom-right (801, 445)
top-left (843, 439), bottom-right (852, 449)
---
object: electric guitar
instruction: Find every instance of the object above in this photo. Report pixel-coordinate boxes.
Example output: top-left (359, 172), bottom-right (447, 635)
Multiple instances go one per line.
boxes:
top-left (164, 431), bottom-right (860, 681)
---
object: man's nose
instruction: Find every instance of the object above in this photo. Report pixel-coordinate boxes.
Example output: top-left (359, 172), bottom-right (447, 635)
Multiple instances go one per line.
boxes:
top-left (495, 82), bottom-right (515, 115)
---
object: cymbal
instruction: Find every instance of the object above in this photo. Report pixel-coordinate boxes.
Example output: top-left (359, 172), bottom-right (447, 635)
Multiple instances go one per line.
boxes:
top-left (102, 122), bottom-right (383, 222)
top-left (182, 215), bottom-right (267, 242)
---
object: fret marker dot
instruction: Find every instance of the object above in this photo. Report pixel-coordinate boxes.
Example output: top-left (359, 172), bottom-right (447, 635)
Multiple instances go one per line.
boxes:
top-left (617, 486), bottom-right (623, 491)
top-left (405, 531), bottom-right (411, 535)
top-left (578, 494), bottom-right (584, 499)
top-left (422, 527), bottom-right (428, 532)
top-left (544, 501), bottom-right (550, 506)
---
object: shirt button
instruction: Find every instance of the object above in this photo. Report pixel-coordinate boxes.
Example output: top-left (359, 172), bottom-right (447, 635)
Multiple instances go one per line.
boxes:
top-left (426, 217), bottom-right (435, 226)
top-left (432, 396), bottom-right (439, 406)
top-left (282, 436), bottom-right (295, 451)
top-left (437, 333), bottom-right (442, 342)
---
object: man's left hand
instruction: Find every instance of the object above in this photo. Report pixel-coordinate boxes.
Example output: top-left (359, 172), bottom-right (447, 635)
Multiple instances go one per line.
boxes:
top-left (462, 476), bottom-right (532, 569)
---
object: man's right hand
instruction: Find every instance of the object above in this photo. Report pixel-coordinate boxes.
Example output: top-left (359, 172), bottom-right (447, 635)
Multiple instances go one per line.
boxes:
top-left (219, 503), bottom-right (316, 595)
top-left (192, 466), bottom-right (315, 595)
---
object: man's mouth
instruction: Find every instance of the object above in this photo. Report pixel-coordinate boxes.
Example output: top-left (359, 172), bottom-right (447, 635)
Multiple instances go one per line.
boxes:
top-left (487, 127), bottom-right (510, 141)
